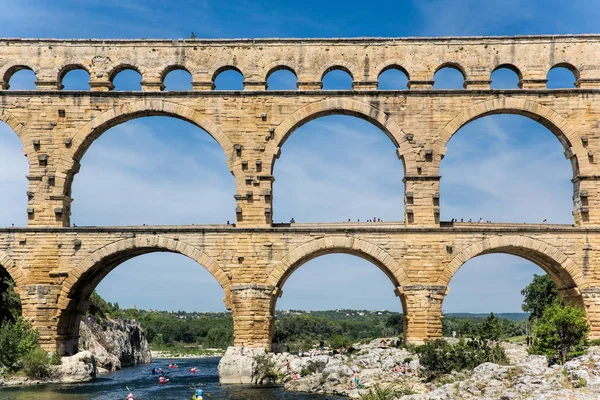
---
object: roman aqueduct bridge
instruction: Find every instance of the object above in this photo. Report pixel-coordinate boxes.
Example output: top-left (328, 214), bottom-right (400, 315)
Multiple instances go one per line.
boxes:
top-left (0, 35), bottom-right (599, 353)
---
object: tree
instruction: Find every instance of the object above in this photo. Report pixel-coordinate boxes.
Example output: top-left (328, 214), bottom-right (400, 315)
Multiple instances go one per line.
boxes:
top-left (532, 301), bottom-right (589, 364)
top-left (479, 313), bottom-right (502, 341)
top-left (521, 274), bottom-right (559, 321)
top-left (0, 269), bottom-right (21, 326)
top-left (0, 317), bottom-right (40, 370)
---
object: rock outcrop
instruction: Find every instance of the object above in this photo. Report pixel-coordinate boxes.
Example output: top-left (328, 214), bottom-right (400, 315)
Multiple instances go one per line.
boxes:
top-left (79, 316), bottom-right (152, 373)
top-left (219, 339), bottom-right (600, 399)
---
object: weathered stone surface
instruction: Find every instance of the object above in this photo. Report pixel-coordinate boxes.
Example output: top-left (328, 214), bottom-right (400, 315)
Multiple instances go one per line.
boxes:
top-left (0, 35), bottom-right (600, 352)
top-left (78, 316), bottom-right (152, 372)
top-left (218, 347), bottom-right (266, 384)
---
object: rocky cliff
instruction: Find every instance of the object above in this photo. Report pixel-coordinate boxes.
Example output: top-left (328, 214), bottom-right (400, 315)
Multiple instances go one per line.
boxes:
top-left (79, 316), bottom-right (152, 373)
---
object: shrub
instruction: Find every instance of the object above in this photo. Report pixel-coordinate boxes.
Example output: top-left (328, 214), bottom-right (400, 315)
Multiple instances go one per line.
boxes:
top-left (299, 368), bottom-right (310, 377)
top-left (359, 384), bottom-right (400, 400)
top-left (329, 334), bottom-right (351, 350)
top-left (0, 317), bottom-right (40, 371)
top-left (254, 353), bottom-right (276, 383)
top-left (49, 352), bottom-right (62, 366)
top-left (531, 301), bottom-right (589, 365)
top-left (21, 347), bottom-right (51, 379)
top-left (417, 338), bottom-right (507, 380)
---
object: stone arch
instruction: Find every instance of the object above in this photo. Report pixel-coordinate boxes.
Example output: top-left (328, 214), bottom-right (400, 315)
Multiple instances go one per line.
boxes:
top-left (57, 63), bottom-right (90, 88)
top-left (434, 62), bottom-right (468, 81)
top-left (0, 108), bottom-right (27, 138)
top-left (1, 64), bottom-right (39, 88)
top-left (265, 236), bottom-right (411, 290)
top-left (377, 63), bottom-right (411, 80)
top-left (438, 235), bottom-right (585, 293)
top-left (0, 250), bottom-right (26, 289)
top-left (160, 64), bottom-right (192, 82)
top-left (211, 65), bottom-right (244, 86)
top-left (548, 62), bottom-right (581, 81)
top-left (319, 62), bottom-right (356, 84)
top-left (265, 62), bottom-right (298, 81)
top-left (436, 97), bottom-right (582, 177)
top-left (269, 98), bottom-right (415, 174)
top-left (491, 63), bottom-right (523, 82)
top-left (54, 235), bottom-right (232, 354)
top-left (108, 63), bottom-right (144, 83)
top-left (63, 99), bottom-right (235, 196)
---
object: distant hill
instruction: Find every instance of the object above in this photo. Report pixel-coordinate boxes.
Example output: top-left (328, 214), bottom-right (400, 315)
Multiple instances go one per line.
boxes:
top-left (444, 313), bottom-right (529, 321)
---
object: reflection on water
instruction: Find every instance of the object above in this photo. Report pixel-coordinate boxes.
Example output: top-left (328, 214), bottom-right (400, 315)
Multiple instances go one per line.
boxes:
top-left (0, 357), bottom-right (343, 400)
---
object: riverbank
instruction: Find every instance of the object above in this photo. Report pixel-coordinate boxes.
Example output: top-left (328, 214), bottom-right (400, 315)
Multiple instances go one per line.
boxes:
top-left (219, 338), bottom-right (600, 399)
top-left (1, 316), bottom-right (151, 387)
top-left (151, 348), bottom-right (225, 359)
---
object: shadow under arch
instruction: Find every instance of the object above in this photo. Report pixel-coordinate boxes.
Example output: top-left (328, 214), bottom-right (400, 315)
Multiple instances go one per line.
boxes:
top-left (439, 235), bottom-right (585, 305)
top-left (55, 235), bottom-right (231, 354)
top-left (437, 98), bottom-right (582, 177)
top-left (62, 100), bottom-right (235, 197)
top-left (269, 98), bottom-right (414, 174)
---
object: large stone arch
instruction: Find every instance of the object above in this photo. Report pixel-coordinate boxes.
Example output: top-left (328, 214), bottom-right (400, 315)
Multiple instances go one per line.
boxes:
top-left (0, 250), bottom-right (26, 289)
top-left (61, 99), bottom-right (235, 197)
top-left (439, 235), bottom-right (586, 295)
top-left (55, 235), bottom-right (231, 354)
top-left (266, 236), bottom-right (411, 291)
top-left (436, 97), bottom-right (583, 177)
top-left (268, 98), bottom-right (415, 174)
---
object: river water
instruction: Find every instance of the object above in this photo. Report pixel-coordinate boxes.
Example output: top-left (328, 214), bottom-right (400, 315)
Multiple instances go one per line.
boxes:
top-left (0, 357), bottom-right (345, 400)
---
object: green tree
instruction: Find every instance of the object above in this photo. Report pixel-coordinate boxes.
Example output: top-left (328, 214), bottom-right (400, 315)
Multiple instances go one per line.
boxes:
top-left (532, 301), bottom-right (589, 364)
top-left (479, 313), bottom-right (502, 341)
top-left (0, 317), bottom-right (40, 370)
top-left (86, 290), bottom-right (113, 320)
top-left (521, 274), bottom-right (559, 321)
top-left (0, 269), bottom-right (21, 326)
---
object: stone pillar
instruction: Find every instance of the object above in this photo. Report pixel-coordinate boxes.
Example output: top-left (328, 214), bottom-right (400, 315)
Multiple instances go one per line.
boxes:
top-left (20, 284), bottom-right (62, 351)
top-left (35, 79), bottom-right (62, 90)
top-left (243, 80), bottom-right (267, 91)
top-left (353, 81), bottom-right (378, 90)
top-left (297, 81), bottom-right (322, 90)
top-left (140, 80), bottom-right (164, 91)
top-left (573, 176), bottom-right (600, 226)
top-left (519, 75), bottom-right (548, 90)
top-left (463, 79), bottom-right (492, 90)
top-left (577, 78), bottom-right (600, 89)
top-left (581, 288), bottom-right (600, 340)
top-left (233, 157), bottom-right (273, 227)
top-left (88, 79), bottom-right (114, 91)
top-left (400, 285), bottom-right (447, 344)
top-left (192, 81), bottom-right (215, 91)
top-left (230, 284), bottom-right (277, 349)
top-left (403, 176), bottom-right (440, 226)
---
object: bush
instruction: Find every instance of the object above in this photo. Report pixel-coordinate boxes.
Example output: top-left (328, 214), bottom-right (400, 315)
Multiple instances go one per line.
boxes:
top-left (531, 301), bottom-right (589, 365)
top-left (300, 368), bottom-right (310, 377)
top-left (359, 384), bottom-right (400, 400)
top-left (417, 338), bottom-right (508, 380)
top-left (0, 317), bottom-right (40, 371)
top-left (49, 352), bottom-right (62, 366)
top-left (329, 334), bottom-right (351, 349)
top-left (21, 347), bottom-right (51, 379)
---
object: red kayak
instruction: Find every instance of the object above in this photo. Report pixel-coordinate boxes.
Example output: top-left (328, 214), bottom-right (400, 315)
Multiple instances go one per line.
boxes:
top-left (158, 376), bottom-right (169, 384)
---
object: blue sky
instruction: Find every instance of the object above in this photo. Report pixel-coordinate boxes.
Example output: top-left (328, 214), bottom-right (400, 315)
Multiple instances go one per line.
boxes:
top-left (0, 0), bottom-right (594, 313)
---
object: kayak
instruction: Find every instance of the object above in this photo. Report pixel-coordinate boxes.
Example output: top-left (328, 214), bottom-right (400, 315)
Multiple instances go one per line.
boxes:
top-left (158, 377), bottom-right (169, 384)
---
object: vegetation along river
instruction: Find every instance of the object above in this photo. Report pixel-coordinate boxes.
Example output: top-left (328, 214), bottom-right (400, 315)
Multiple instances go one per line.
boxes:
top-left (0, 357), bottom-right (345, 400)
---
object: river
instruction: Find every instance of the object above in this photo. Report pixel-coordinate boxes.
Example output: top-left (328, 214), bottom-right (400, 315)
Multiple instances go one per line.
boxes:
top-left (0, 357), bottom-right (345, 400)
